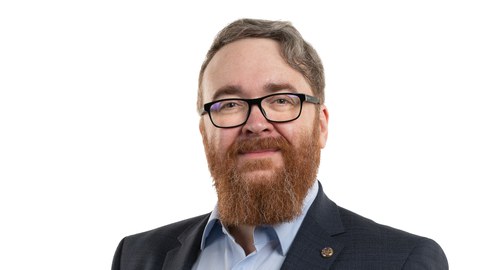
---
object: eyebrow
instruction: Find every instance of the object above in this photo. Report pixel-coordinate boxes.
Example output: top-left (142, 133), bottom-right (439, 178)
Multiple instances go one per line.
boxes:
top-left (264, 83), bottom-right (298, 93)
top-left (210, 82), bottom-right (299, 102)
top-left (211, 85), bottom-right (243, 101)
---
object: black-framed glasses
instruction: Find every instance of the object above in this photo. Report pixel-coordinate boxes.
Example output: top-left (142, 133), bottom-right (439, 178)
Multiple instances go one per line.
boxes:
top-left (201, 93), bottom-right (320, 128)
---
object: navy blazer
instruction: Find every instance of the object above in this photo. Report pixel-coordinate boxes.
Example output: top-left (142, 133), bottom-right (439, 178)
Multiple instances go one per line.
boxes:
top-left (112, 184), bottom-right (448, 269)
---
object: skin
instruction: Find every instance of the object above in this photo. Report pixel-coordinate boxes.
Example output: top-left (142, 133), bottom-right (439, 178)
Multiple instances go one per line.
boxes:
top-left (199, 38), bottom-right (329, 254)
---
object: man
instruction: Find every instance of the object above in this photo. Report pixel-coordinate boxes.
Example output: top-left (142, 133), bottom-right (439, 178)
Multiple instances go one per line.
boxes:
top-left (112, 19), bottom-right (448, 269)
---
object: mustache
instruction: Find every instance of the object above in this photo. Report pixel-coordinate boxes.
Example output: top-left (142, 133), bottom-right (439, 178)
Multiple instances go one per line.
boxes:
top-left (230, 136), bottom-right (290, 155)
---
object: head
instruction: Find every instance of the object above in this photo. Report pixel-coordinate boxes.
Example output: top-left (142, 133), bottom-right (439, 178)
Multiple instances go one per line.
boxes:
top-left (198, 19), bottom-right (329, 226)
top-left (197, 19), bottom-right (325, 114)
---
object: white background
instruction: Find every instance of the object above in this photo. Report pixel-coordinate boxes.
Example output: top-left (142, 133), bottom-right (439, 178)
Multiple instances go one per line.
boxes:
top-left (1, 1), bottom-right (478, 269)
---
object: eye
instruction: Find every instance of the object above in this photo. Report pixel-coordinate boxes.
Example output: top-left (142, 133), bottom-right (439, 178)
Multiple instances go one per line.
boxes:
top-left (270, 95), bottom-right (296, 105)
top-left (222, 102), bottom-right (240, 109)
top-left (210, 100), bottom-right (245, 113)
top-left (273, 98), bottom-right (290, 105)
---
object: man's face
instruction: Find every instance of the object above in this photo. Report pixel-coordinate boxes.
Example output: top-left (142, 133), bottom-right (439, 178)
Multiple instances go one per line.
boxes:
top-left (200, 38), bottom-right (328, 225)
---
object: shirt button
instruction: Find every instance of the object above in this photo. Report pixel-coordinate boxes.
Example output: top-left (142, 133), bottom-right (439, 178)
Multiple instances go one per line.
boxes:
top-left (320, 247), bottom-right (334, 258)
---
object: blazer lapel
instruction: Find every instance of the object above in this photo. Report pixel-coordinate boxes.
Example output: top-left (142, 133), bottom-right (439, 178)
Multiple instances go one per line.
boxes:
top-left (281, 183), bottom-right (346, 270)
top-left (162, 214), bottom-right (210, 270)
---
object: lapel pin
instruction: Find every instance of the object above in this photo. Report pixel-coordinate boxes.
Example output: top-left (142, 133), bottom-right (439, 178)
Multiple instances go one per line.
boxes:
top-left (320, 247), bottom-right (334, 258)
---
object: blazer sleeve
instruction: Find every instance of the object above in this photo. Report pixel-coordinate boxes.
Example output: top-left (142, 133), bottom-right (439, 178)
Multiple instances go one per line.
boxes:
top-left (111, 238), bottom-right (125, 270)
top-left (402, 238), bottom-right (448, 270)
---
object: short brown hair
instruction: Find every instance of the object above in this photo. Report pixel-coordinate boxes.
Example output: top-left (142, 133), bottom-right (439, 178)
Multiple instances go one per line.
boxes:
top-left (197, 18), bottom-right (325, 114)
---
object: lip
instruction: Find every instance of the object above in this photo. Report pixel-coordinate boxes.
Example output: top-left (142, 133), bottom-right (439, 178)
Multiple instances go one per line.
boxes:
top-left (239, 149), bottom-right (279, 158)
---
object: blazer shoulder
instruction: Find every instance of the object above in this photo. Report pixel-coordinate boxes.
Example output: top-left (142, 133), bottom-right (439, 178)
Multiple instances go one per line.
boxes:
top-left (112, 213), bottom-right (210, 270)
top-left (336, 207), bottom-right (448, 269)
top-left (125, 213), bottom-right (210, 249)
top-left (402, 237), bottom-right (449, 269)
top-left (339, 206), bottom-right (424, 242)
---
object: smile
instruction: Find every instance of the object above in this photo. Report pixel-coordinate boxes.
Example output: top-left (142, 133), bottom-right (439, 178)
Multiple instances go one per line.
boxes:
top-left (239, 149), bottom-right (280, 158)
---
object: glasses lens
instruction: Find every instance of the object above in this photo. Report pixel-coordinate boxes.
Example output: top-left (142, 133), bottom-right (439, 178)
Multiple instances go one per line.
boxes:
top-left (262, 94), bottom-right (302, 122)
top-left (209, 99), bottom-right (249, 127)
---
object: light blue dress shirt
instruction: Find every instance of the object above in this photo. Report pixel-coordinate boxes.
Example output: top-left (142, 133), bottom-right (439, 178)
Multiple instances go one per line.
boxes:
top-left (192, 181), bottom-right (319, 270)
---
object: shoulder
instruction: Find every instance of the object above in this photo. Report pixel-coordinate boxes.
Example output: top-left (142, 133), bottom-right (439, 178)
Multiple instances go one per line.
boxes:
top-left (339, 206), bottom-right (421, 245)
top-left (122, 213), bottom-right (209, 251)
top-left (336, 207), bottom-right (448, 269)
top-left (112, 214), bottom-right (210, 270)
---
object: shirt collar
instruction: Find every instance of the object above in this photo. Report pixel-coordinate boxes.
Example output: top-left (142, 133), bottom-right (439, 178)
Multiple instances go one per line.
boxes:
top-left (199, 181), bottom-right (319, 255)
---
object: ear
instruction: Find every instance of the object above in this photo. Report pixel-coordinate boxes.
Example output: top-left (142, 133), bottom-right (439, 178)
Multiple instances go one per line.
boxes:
top-left (318, 105), bottom-right (329, 149)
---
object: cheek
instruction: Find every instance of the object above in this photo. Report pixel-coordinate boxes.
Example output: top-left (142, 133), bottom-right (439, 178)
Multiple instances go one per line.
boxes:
top-left (274, 115), bottom-right (316, 145)
top-left (218, 130), bottom-right (239, 152)
top-left (205, 126), bottom-right (240, 154)
top-left (273, 124), bottom-right (297, 145)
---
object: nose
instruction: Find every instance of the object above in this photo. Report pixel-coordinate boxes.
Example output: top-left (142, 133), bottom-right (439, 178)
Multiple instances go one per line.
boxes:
top-left (242, 104), bottom-right (273, 135)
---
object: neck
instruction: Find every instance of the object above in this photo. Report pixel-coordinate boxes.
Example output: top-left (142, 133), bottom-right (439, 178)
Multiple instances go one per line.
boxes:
top-left (227, 224), bottom-right (256, 255)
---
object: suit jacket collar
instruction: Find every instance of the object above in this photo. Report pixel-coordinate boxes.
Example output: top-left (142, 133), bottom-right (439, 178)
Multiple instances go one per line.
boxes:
top-left (162, 214), bottom-right (210, 270)
top-left (162, 182), bottom-right (345, 269)
top-left (281, 182), bottom-right (346, 269)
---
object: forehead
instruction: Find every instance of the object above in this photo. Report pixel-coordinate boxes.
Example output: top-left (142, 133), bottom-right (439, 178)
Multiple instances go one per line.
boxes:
top-left (202, 38), bottom-right (312, 102)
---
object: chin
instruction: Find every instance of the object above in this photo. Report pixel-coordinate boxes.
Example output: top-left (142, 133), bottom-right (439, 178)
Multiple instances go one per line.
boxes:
top-left (240, 169), bottom-right (278, 184)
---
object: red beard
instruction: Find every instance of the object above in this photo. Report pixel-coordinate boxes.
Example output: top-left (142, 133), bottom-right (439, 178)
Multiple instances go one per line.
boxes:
top-left (201, 122), bottom-right (321, 226)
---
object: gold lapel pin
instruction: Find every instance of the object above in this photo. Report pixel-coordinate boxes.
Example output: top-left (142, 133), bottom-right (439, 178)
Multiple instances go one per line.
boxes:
top-left (320, 247), bottom-right (334, 258)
